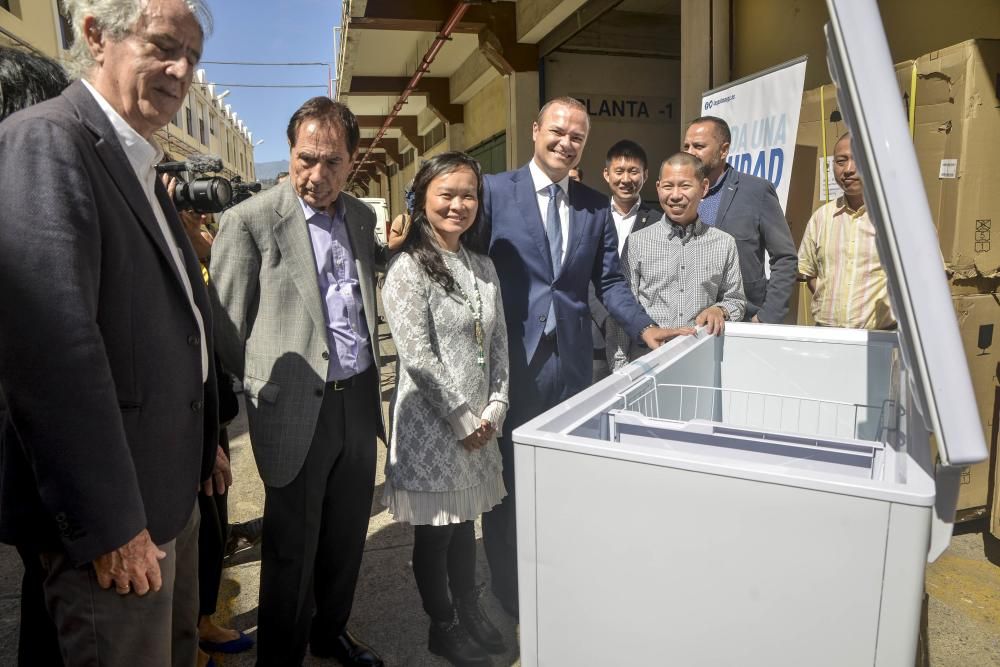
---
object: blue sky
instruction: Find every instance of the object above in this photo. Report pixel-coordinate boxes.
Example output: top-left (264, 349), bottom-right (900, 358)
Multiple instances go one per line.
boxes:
top-left (200, 0), bottom-right (342, 164)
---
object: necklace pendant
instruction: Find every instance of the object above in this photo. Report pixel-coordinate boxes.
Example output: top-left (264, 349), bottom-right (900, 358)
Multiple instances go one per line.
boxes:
top-left (477, 350), bottom-right (485, 367)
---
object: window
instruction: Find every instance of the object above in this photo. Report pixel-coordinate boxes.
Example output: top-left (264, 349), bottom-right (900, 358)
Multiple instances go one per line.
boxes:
top-left (467, 132), bottom-right (507, 175)
top-left (209, 114), bottom-right (216, 136)
top-left (425, 123), bottom-right (446, 150)
top-left (172, 110), bottom-right (181, 128)
top-left (185, 107), bottom-right (193, 136)
top-left (0, 1), bottom-right (15, 16)
top-left (399, 149), bottom-right (414, 169)
top-left (199, 118), bottom-right (206, 145)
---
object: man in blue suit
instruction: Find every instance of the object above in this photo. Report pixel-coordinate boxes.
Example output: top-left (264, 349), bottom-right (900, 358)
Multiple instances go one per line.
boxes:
top-left (481, 97), bottom-right (683, 615)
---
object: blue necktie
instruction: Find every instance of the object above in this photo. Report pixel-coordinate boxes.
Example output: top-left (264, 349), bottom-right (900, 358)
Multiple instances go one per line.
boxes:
top-left (544, 183), bottom-right (562, 336)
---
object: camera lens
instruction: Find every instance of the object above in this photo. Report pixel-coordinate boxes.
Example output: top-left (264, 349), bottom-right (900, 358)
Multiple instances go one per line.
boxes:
top-left (175, 177), bottom-right (233, 213)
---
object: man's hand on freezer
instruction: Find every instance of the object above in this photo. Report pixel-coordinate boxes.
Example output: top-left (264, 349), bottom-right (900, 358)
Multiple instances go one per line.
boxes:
top-left (641, 325), bottom-right (696, 349)
top-left (696, 306), bottom-right (727, 336)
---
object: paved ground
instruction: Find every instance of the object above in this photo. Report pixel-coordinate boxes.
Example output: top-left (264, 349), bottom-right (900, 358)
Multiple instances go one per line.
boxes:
top-left (1, 323), bottom-right (999, 665)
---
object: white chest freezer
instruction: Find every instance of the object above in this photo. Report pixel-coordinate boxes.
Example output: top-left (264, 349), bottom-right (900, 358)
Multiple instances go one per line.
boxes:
top-left (511, 2), bottom-right (988, 666)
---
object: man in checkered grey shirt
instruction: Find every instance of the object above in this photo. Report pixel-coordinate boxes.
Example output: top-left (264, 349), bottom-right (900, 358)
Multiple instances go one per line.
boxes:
top-left (607, 152), bottom-right (746, 370)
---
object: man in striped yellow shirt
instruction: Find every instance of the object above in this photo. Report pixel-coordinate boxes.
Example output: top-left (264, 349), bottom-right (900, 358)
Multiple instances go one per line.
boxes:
top-left (798, 132), bottom-right (896, 330)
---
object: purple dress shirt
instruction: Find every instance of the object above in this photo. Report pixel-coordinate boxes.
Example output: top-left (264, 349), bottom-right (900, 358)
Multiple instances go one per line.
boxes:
top-left (301, 195), bottom-right (372, 381)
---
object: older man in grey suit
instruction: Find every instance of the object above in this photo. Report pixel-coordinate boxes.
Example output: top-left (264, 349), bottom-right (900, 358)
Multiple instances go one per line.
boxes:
top-left (211, 98), bottom-right (384, 667)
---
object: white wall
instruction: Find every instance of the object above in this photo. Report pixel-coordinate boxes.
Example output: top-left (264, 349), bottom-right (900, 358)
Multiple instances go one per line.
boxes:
top-left (544, 51), bottom-right (681, 203)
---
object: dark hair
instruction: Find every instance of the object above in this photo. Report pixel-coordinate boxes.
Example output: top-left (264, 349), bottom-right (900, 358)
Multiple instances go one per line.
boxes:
top-left (0, 47), bottom-right (70, 122)
top-left (659, 152), bottom-right (708, 181)
top-left (605, 139), bottom-right (648, 169)
top-left (569, 167), bottom-right (583, 181)
top-left (400, 151), bottom-right (486, 293)
top-left (688, 115), bottom-right (732, 145)
top-left (286, 97), bottom-right (360, 155)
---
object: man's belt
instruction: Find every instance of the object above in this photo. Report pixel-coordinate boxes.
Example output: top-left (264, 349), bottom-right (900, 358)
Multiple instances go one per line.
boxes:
top-left (326, 376), bottom-right (357, 391)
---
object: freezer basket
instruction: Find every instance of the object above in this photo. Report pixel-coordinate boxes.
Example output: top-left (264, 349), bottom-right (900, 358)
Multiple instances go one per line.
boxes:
top-left (615, 378), bottom-right (893, 442)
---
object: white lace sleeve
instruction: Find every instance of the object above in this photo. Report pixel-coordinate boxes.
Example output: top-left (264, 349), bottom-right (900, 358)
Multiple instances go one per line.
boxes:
top-left (383, 254), bottom-right (474, 421)
top-left (486, 260), bottom-right (509, 404)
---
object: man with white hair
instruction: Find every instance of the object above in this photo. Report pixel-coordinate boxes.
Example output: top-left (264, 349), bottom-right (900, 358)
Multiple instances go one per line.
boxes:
top-left (0, 1), bottom-right (220, 665)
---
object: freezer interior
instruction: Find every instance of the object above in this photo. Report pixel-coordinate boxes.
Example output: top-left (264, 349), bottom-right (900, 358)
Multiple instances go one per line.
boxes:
top-left (565, 325), bottom-right (906, 482)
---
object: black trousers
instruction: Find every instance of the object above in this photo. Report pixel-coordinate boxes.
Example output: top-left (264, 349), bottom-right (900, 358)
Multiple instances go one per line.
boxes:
top-left (16, 545), bottom-right (62, 666)
top-left (197, 427), bottom-right (229, 617)
top-left (412, 521), bottom-right (476, 622)
top-left (483, 336), bottom-right (564, 609)
top-left (255, 365), bottom-right (378, 667)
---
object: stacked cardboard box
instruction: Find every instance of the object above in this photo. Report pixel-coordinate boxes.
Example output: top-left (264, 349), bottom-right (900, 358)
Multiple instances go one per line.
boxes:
top-left (791, 40), bottom-right (1000, 524)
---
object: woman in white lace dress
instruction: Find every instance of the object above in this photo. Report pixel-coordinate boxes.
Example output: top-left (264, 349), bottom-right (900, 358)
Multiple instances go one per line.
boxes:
top-left (382, 152), bottom-right (509, 667)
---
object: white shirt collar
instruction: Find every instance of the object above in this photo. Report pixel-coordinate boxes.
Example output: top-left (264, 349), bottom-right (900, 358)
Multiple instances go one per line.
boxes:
top-left (80, 79), bottom-right (163, 177)
top-left (610, 197), bottom-right (641, 218)
top-left (528, 158), bottom-right (570, 197)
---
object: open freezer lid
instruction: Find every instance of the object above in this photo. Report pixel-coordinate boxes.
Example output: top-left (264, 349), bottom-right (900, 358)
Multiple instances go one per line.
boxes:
top-left (824, 0), bottom-right (987, 468)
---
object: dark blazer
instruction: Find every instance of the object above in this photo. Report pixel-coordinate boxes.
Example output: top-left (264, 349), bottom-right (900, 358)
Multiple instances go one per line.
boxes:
top-left (483, 165), bottom-right (654, 398)
top-left (713, 167), bottom-right (798, 323)
top-left (590, 203), bottom-right (660, 345)
top-left (0, 81), bottom-right (218, 565)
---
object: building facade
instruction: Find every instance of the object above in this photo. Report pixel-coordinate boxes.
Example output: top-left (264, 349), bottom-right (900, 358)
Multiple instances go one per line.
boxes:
top-left (336, 0), bottom-right (1000, 212)
top-left (161, 71), bottom-right (257, 182)
top-left (0, 1), bottom-right (256, 182)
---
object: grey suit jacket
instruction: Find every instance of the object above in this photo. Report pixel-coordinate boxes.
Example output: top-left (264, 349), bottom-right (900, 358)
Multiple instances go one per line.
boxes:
top-left (210, 181), bottom-right (384, 488)
top-left (713, 167), bottom-right (798, 323)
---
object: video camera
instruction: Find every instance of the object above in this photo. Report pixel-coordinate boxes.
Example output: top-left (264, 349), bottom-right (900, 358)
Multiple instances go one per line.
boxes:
top-left (229, 176), bottom-right (262, 209)
top-left (155, 154), bottom-right (260, 215)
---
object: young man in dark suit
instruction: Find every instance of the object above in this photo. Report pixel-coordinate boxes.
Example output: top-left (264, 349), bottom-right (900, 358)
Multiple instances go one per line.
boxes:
top-left (683, 116), bottom-right (798, 324)
top-left (590, 139), bottom-right (662, 380)
top-left (481, 97), bottom-right (680, 616)
top-left (0, 0), bottom-right (221, 664)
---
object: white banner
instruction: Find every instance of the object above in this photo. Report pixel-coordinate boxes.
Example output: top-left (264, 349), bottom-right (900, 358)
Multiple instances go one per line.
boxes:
top-left (700, 57), bottom-right (808, 212)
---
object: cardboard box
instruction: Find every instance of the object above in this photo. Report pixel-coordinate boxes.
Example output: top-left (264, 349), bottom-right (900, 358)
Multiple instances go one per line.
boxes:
top-left (911, 41), bottom-right (1000, 282)
top-left (788, 66), bottom-right (912, 247)
top-left (791, 40), bottom-right (1000, 286)
top-left (951, 294), bottom-right (1000, 515)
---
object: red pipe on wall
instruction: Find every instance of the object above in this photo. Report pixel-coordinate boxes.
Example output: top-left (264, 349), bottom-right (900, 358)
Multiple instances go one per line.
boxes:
top-left (348, 0), bottom-right (472, 185)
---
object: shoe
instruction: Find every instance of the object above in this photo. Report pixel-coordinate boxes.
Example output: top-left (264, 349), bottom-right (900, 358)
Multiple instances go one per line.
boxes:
top-left (223, 518), bottom-right (263, 560)
top-left (456, 590), bottom-right (505, 654)
top-left (200, 629), bottom-right (255, 654)
top-left (310, 629), bottom-right (384, 666)
top-left (428, 612), bottom-right (492, 667)
top-left (490, 583), bottom-right (519, 620)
